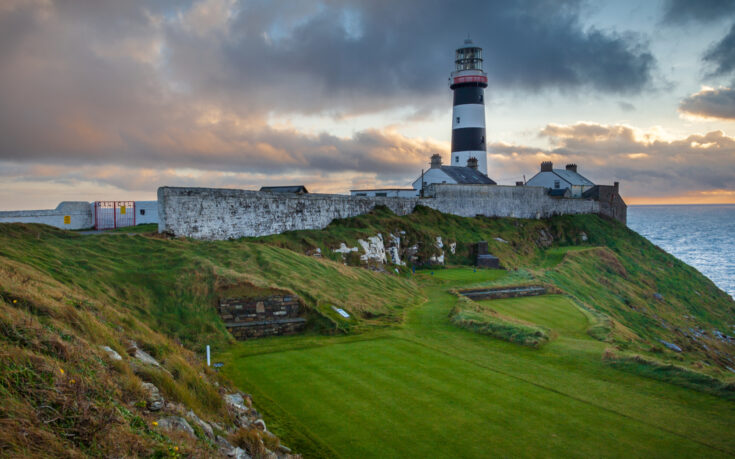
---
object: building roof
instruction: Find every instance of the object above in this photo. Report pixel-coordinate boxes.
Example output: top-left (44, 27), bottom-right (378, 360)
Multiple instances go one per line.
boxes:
top-left (440, 166), bottom-right (496, 185)
top-left (259, 185), bottom-right (309, 194)
top-left (550, 169), bottom-right (594, 187)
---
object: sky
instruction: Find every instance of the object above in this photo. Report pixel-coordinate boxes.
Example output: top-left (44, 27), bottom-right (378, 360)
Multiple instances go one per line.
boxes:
top-left (1, 0), bottom-right (734, 210)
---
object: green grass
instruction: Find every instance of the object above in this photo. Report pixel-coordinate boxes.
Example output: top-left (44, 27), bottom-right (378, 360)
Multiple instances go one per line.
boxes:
top-left (477, 295), bottom-right (589, 337)
top-left (0, 223), bottom-right (420, 350)
top-left (2, 208), bottom-right (735, 457)
top-left (221, 272), bottom-right (735, 458)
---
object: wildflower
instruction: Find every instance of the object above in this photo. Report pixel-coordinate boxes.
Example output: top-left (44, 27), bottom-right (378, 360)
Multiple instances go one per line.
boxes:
top-left (59, 368), bottom-right (64, 375)
top-left (152, 421), bottom-right (158, 426)
top-left (174, 446), bottom-right (179, 451)
top-left (70, 379), bottom-right (76, 384)
top-left (12, 299), bottom-right (17, 304)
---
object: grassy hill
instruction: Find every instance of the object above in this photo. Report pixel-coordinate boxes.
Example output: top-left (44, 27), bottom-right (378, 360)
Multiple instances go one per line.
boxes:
top-left (0, 206), bottom-right (733, 457)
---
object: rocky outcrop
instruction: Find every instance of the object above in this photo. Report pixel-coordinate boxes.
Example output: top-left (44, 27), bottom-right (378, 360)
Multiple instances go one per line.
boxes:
top-left (141, 382), bottom-right (164, 411)
top-left (358, 234), bottom-right (387, 264)
top-left (334, 232), bottom-right (452, 268)
top-left (156, 416), bottom-right (196, 439)
top-left (100, 345), bottom-right (122, 361)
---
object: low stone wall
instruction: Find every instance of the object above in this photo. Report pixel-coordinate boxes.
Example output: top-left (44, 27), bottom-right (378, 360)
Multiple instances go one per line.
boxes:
top-left (460, 286), bottom-right (547, 301)
top-left (0, 201), bottom-right (93, 230)
top-left (218, 294), bottom-right (306, 339)
top-left (421, 184), bottom-right (602, 220)
top-left (158, 186), bottom-right (418, 240)
top-left (158, 183), bottom-right (626, 240)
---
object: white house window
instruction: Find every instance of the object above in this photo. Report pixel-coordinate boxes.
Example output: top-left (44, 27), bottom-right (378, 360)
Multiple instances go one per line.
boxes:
top-left (554, 180), bottom-right (560, 189)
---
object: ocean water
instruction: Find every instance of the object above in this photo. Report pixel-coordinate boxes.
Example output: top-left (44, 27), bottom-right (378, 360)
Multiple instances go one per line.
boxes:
top-left (627, 205), bottom-right (735, 299)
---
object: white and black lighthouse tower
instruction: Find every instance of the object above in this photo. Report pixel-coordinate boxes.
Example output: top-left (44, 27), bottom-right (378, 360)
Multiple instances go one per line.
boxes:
top-left (449, 39), bottom-right (488, 175)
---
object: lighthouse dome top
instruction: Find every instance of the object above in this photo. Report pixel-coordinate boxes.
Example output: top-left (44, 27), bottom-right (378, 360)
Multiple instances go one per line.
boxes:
top-left (457, 37), bottom-right (478, 50)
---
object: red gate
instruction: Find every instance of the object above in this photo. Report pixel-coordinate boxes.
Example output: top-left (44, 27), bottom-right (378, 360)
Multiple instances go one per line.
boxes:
top-left (94, 201), bottom-right (136, 230)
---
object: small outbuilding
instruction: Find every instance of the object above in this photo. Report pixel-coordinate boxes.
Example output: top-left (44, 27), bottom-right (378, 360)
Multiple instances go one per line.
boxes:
top-left (260, 185), bottom-right (309, 194)
top-left (526, 162), bottom-right (594, 197)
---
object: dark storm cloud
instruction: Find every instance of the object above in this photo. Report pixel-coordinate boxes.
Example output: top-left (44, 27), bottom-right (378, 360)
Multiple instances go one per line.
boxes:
top-left (661, 0), bottom-right (735, 24)
top-left (703, 23), bottom-right (735, 77)
top-left (679, 87), bottom-right (735, 120)
top-left (0, 0), bottom-right (656, 194)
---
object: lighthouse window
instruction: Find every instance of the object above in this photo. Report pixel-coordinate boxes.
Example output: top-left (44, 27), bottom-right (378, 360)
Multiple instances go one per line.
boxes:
top-left (481, 136), bottom-right (485, 144)
top-left (479, 95), bottom-right (483, 103)
top-left (455, 157), bottom-right (459, 163)
top-left (554, 180), bottom-right (560, 189)
top-left (456, 116), bottom-right (460, 124)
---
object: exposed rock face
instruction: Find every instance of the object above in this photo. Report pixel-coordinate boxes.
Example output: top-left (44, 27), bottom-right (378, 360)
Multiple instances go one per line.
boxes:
top-left (156, 416), bottom-right (196, 439)
top-left (659, 340), bottom-right (683, 352)
top-left (186, 409), bottom-right (214, 439)
top-left (429, 236), bottom-right (445, 265)
top-left (387, 233), bottom-right (405, 266)
top-left (333, 243), bottom-right (358, 255)
top-left (141, 382), bottom-right (164, 411)
top-left (126, 341), bottom-right (162, 367)
top-left (100, 345), bottom-right (122, 361)
top-left (358, 234), bottom-right (387, 264)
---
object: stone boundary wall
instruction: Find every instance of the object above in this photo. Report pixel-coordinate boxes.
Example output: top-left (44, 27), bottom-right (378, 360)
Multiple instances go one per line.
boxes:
top-left (421, 184), bottom-right (602, 220)
top-left (157, 186), bottom-right (418, 240)
top-left (0, 201), bottom-right (93, 230)
top-left (158, 183), bottom-right (624, 240)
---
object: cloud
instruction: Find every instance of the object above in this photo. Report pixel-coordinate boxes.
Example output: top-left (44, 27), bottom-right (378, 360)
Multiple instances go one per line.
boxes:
top-left (661, 0), bottom-right (735, 24)
top-left (488, 123), bottom-right (735, 198)
top-left (679, 87), bottom-right (735, 120)
top-left (703, 23), bottom-right (735, 77)
top-left (0, 0), bottom-right (658, 197)
top-left (618, 101), bottom-right (636, 112)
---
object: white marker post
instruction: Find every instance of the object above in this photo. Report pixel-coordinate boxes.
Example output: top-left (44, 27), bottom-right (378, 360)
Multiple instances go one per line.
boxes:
top-left (206, 345), bottom-right (211, 367)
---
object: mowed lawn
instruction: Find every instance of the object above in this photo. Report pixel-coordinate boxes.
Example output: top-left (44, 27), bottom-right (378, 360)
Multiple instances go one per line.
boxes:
top-left (222, 270), bottom-right (735, 458)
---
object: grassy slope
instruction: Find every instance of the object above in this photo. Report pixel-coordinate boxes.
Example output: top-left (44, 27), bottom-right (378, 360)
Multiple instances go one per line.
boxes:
top-left (0, 223), bottom-right (419, 456)
top-left (2, 205), bottom-right (734, 457)
top-left (0, 224), bottom-right (420, 350)
top-left (221, 269), bottom-right (735, 458)
top-left (0, 252), bottom-right (230, 457)
top-left (261, 207), bottom-right (735, 374)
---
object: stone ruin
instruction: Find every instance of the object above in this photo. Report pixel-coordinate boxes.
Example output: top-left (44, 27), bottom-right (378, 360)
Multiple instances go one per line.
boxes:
top-left (470, 241), bottom-right (500, 269)
top-left (217, 286), bottom-right (306, 339)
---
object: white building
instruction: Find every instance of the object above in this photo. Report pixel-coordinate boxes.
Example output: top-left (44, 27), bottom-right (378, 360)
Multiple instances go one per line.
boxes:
top-left (412, 154), bottom-right (496, 192)
top-left (525, 162), bottom-right (594, 198)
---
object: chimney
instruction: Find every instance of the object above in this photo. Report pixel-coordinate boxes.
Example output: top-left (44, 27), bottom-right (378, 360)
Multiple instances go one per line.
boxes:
top-left (565, 163), bottom-right (577, 173)
top-left (541, 161), bottom-right (553, 172)
top-left (613, 181), bottom-right (619, 193)
top-left (467, 157), bottom-right (478, 170)
top-left (515, 181), bottom-right (524, 186)
top-left (430, 154), bottom-right (442, 169)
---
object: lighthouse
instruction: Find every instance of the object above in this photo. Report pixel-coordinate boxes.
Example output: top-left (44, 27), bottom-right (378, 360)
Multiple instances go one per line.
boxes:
top-left (449, 39), bottom-right (488, 175)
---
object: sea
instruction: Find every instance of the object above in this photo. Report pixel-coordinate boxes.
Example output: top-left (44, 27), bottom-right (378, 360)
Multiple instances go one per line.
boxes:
top-left (627, 205), bottom-right (735, 299)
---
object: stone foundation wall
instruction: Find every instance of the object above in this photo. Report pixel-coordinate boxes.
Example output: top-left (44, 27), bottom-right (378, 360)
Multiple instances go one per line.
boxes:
top-left (460, 286), bottom-right (547, 301)
top-left (218, 294), bottom-right (306, 339)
